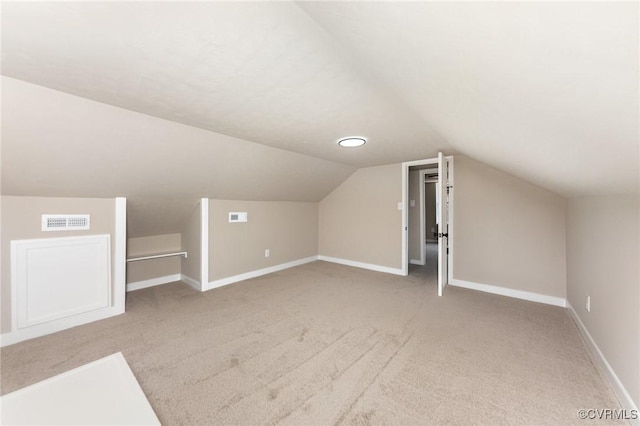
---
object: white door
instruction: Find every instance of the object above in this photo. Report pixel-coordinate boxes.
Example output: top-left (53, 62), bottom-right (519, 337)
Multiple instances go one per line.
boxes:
top-left (437, 152), bottom-right (448, 296)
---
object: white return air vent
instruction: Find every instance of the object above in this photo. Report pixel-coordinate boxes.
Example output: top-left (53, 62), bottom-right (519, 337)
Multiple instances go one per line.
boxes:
top-left (42, 214), bottom-right (90, 231)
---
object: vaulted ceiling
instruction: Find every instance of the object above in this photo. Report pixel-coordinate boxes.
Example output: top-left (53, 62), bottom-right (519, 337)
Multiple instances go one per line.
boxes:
top-left (2, 1), bottom-right (638, 236)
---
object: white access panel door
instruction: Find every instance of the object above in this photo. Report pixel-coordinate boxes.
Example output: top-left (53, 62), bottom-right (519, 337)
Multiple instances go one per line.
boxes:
top-left (12, 235), bottom-right (111, 329)
top-left (437, 152), bottom-right (448, 296)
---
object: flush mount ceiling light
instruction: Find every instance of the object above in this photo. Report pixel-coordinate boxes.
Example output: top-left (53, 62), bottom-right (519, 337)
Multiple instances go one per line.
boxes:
top-left (337, 137), bottom-right (367, 148)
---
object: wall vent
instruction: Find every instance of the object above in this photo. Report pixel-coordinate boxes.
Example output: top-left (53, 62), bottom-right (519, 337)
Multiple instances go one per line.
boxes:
top-left (228, 212), bottom-right (248, 223)
top-left (42, 214), bottom-right (90, 231)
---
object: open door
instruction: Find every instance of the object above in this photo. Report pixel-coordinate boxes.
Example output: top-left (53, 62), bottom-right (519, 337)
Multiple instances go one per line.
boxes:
top-left (437, 152), bottom-right (448, 296)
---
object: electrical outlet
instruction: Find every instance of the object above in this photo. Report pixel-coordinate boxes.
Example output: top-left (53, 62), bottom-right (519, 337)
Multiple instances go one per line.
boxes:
top-left (586, 296), bottom-right (591, 312)
top-left (265, 249), bottom-right (270, 258)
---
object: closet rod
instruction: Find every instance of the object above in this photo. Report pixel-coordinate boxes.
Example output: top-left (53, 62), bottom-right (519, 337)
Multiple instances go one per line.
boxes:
top-left (126, 251), bottom-right (187, 262)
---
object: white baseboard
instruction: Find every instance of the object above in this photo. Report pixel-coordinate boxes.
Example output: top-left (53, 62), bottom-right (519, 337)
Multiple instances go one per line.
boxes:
top-left (317, 255), bottom-right (404, 276)
top-left (204, 256), bottom-right (318, 291)
top-left (126, 274), bottom-right (181, 292)
top-left (0, 305), bottom-right (124, 348)
top-left (449, 278), bottom-right (566, 307)
top-left (567, 303), bottom-right (639, 419)
top-left (409, 259), bottom-right (423, 265)
top-left (180, 274), bottom-right (202, 292)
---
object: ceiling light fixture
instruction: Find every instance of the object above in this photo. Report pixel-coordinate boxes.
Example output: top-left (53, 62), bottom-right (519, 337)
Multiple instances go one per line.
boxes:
top-left (337, 137), bottom-right (367, 148)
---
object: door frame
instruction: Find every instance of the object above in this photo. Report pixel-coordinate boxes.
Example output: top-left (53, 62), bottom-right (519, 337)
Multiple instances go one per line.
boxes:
top-left (401, 156), bottom-right (454, 281)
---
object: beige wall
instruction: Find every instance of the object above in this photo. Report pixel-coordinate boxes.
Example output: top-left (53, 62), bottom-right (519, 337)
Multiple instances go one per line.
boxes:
top-left (1, 196), bottom-right (115, 333)
top-left (453, 156), bottom-right (567, 298)
top-left (567, 195), bottom-right (639, 406)
top-left (425, 182), bottom-right (437, 242)
top-left (408, 170), bottom-right (421, 262)
top-left (126, 233), bottom-right (182, 284)
top-left (181, 203), bottom-right (201, 284)
top-left (208, 200), bottom-right (318, 281)
top-left (3, 77), bottom-right (355, 238)
top-left (319, 164), bottom-right (402, 269)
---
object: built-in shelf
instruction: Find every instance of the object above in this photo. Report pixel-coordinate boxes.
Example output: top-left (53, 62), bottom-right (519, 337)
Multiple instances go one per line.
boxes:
top-left (126, 251), bottom-right (187, 262)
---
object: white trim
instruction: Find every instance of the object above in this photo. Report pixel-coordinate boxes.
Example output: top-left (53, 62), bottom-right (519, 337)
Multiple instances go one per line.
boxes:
top-left (11, 243), bottom-right (18, 331)
top-left (126, 274), bottom-right (181, 292)
top-left (449, 278), bottom-right (566, 307)
top-left (409, 259), bottom-right (422, 265)
top-left (567, 303), bottom-right (639, 418)
top-left (418, 169), bottom-right (427, 266)
top-left (402, 157), bottom-right (439, 277)
top-left (180, 274), bottom-right (201, 291)
top-left (403, 159), bottom-right (439, 168)
top-left (204, 256), bottom-right (317, 291)
top-left (114, 197), bottom-right (127, 314)
top-left (200, 198), bottom-right (209, 291)
top-left (1, 307), bottom-right (122, 348)
top-left (445, 156), bottom-right (454, 285)
top-left (401, 164), bottom-right (408, 275)
top-left (437, 152), bottom-right (445, 297)
top-left (318, 255), bottom-right (404, 276)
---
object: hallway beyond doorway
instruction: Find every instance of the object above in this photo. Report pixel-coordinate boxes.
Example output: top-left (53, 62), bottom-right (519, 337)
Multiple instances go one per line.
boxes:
top-left (408, 242), bottom-right (438, 282)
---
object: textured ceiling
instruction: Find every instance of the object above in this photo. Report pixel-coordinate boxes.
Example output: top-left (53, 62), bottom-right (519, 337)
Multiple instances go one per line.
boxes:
top-left (298, 1), bottom-right (639, 196)
top-left (1, 1), bottom-right (638, 236)
top-left (1, 1), bottom-right (450, 168)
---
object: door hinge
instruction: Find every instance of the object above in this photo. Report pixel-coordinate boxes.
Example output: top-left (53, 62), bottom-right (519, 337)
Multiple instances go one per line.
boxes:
top-left (438, 233), bottom-right (448, 238)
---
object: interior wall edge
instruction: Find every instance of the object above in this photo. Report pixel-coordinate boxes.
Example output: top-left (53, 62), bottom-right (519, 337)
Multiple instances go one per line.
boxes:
top-left (567, 302), bottom-right (639, 415)
top-left (180, 274), bottom-right (202, 292)
top-left (204, 256), bottom-right (318, 291)
top-left (0, 305), bottom-right (123, 348)
top-left (126, 274), bottom-right (182, 292)
top-left (448, 278), bottom-right (567, 307)
top-left (114, 197), bottom-right (127, 314)
top-left (200, 198), bottom-right (209, 288)
top-left (317, 256), bottom-right (404, 276)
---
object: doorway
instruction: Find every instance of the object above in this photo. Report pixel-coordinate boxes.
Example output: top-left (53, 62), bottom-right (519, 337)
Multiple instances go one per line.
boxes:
top-left (402, 154), bottom-right (453, 296)
top-left (407, 167), bottom-right (438, 284)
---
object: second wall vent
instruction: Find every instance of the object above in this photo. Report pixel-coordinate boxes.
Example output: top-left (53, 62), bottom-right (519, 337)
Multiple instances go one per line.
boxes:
top-left (42, 214), bottom-right (91, 231)
top-left (228, 212), bottom-right (248, 223)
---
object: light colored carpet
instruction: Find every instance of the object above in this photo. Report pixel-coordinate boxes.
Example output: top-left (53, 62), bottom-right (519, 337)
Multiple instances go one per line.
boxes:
top-left (1, 260), bottom-right (621, 425)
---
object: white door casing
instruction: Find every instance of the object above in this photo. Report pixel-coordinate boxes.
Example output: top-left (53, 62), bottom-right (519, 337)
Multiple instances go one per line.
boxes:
top-left (437, 152), bottom-right (449, 296)
top-left (402, 154), bottom-right (453, 297)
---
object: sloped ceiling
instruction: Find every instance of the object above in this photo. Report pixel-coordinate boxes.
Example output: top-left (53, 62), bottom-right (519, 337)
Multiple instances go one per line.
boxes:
top-left (2, 1), bottom-right (638, 236)
top-left (299, 1), bottom-right (639, 196)
top-left (1, 1), bottom-right (449, 167)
